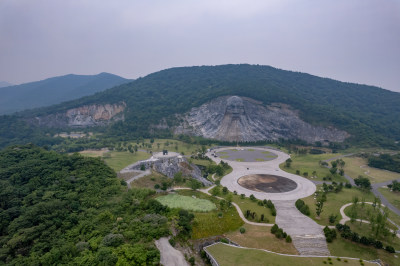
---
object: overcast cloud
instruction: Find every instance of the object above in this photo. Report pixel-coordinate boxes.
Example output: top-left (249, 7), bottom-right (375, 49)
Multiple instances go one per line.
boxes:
top-left (0, 0), bottom-right (399, 91)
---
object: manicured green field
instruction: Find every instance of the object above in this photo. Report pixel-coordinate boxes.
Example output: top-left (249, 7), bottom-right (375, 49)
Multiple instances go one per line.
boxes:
top-left (342, 157), bottom-right (400, 183)
top-left (156, 194), bottom-right (216, 212)
top-left (206, 243), bottom-right (376, 266)
top-left (302, 187), bottom-right (376, 226)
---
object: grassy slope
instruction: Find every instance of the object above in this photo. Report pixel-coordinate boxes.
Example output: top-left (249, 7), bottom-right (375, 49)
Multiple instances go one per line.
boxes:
top-left (379, 187), bottom-right (400, 210)
top-left (281, 153), bottom-right (347, 183)
top-left (219, 192), bottom-right (276, 223)
top-left (302, 187), bottom-right (376, 226)
top-left (342, 157), bottom-right (400, 183)
top-left (206, 243), bottom-right (376, 266)
top-left (177, 190), bottom-right (244, 239)
top-left (328, 238), bottom-right (400, 266)
top-left (224, 224), bottom-right (298, 255)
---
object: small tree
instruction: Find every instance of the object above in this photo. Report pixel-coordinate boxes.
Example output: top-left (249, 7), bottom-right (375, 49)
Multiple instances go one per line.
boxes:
top-left (316, 201), bottom-right (324, 217)
top-left (285, 235), bottom-right (292, 243)
top-left (285, 158), bottom-right (292, 168)
top-left (189, 179), bottom-right (202, 190)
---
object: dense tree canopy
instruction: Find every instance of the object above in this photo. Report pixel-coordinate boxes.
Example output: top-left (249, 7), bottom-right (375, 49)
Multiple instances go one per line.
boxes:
top-left (0, 145), bottom-right (170, 265)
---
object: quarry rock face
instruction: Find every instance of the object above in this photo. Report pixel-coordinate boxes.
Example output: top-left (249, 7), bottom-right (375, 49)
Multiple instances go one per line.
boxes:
top-left (174, 96), bottom-right (349, 143)
top-left (123, 155), bottom-right (212, 186)
top-left (30, 102), bottom-right (126, 127)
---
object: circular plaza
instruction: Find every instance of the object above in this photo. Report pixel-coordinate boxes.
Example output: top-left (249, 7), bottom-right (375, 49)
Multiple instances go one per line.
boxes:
top-left (208, 147), bottom-right (316, 201)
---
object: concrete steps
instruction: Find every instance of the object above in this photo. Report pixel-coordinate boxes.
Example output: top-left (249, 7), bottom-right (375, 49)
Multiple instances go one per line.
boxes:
top-left (274, 200), bottom-right (331, 256)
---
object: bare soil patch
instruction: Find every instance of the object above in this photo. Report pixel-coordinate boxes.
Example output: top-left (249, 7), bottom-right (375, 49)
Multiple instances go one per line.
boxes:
top-left (238, 174), bottom-right (297, 193)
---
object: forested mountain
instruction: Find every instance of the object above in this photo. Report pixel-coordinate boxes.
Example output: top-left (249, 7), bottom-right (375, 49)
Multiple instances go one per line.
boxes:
top-left (0, 81), bottom-right (13, 88)
top-left (0, 145), bottom-right (170, 265)
top-left (1, 64), bottom-right (400, 148)
top-left (0, 72), bottom-right (131, 115)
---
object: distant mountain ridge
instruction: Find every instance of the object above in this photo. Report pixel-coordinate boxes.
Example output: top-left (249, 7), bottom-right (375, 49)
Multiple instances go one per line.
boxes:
top-left (0, 81), bottom-right (13, 88)
top-left (0, 72), bottom-right (131, 114)
top-left (1, 64), bottom-right (400, 148)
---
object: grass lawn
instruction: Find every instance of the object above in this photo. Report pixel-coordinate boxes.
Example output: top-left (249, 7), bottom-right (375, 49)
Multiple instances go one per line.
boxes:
top-left (343, 203), bottom-right (399, 231)
top-left (176, 190), bottom-right (244, 239)
top-left (342, 157), bottom-right (400, 183)
top-left (328, 237), bottom-right (399, 266)
top-left (156, 194), bottom-right (216, 212)
top-left (280, 153), bottom-right (348, 182)
top-left (302, 187), bottom-right (375, 226)
top-left (378, 187), bottom-right (400, 210)
top-left (206, 243), bottom-right (376, 266)
top-left (224, 224), bottom-right (298, 254)
top-left (219, 191), bottom-right (275, 223)
top-left (102, 151), bottom-right (150, 171)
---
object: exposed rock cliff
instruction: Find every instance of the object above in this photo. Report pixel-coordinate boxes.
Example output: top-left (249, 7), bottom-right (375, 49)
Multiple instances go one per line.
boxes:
top-left (174, 96), bottom-right (349, 143)
top-left (29, 102), bottom-right (126, 127)
top-left (121, 155), bottom-right (212, 186)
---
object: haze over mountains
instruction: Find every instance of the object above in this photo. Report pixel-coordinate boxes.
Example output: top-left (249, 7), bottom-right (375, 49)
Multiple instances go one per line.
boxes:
top-left (0, 73), bottom-right (131, 115)
top-left (0, 81), bottom-right (13, 88)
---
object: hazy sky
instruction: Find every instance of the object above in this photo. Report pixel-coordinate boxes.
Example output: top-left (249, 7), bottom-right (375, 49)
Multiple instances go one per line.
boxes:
top-left (1, 0), bottom-right (399, 92)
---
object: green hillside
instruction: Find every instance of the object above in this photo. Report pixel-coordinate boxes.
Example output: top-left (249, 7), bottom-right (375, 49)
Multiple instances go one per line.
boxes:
top-left (0, 72), bottom-right (131, 115)
top-left (1, 64), bottom-right (400, 148)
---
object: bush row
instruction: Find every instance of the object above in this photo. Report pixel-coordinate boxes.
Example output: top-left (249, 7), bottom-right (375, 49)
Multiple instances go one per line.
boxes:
top-left (295, 199), bottom-right (310, 216)
top-left (271, 224), bottom-right (292, 243)
top-left (335, 224), bottom-right (395, 253)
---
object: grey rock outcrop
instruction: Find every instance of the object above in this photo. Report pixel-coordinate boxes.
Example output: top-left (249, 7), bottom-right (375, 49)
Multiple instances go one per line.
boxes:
top-left (174, 96), bottom-right (349, 143)
top-left (121, 155), bottom-right (212, 186)
top-left (28, 102), bottom-right (126, 127)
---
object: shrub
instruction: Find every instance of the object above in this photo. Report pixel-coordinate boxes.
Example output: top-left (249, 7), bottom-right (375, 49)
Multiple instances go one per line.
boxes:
top-left (169, 238), bottom-right (176, 247)
top-left (266, 200), bottom-right (274, 209)
top-left (275, 229), bottom-right (284, 239)
top-left (345, 183), bottom-right (352, 188)
top-left (271, 224), bottom-right (278, 234)
top-left (270, 208), bottom-right (276, 216)
top-left (188, 257), bottom-right (195, 266)
top-left (154, 184), bottom-right (160, 189)
top-left (385, 245), bottom-right (395, 253)
top-left (285, 235), bottom-right (292, 243)
top-left (239, 227), bottom-right (246, 234)
top-left (374, 240), bottom-right (383, 249)
top-left (250, 194), bottom-right (256, 201)
top-left (240, 194), bottom-right (245, 199)
top-left (220, 238), bottom-right (228, 243)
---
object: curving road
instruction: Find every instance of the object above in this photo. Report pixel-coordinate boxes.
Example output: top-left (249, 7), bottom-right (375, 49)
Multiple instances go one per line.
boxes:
top-left (207, 147), bottom-right (330, 256)
top-left (322, 154), bottom-right (400, 217)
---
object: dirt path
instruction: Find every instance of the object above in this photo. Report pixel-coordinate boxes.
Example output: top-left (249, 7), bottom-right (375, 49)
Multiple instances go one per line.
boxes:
top-left (155, 237), bottom-right (189, 266)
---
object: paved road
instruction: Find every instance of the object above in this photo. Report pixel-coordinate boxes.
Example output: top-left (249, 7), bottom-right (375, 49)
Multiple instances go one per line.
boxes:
top-left (155, 237), bottom-right (189, 266)
top-left (208, 147), bottom-right (330, 256)
top-left (323, 154), bottom-right (400, 216)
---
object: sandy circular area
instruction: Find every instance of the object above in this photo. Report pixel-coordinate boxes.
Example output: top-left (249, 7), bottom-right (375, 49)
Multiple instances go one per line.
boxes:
top-left (238, 174), bottom-right (298, 193)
